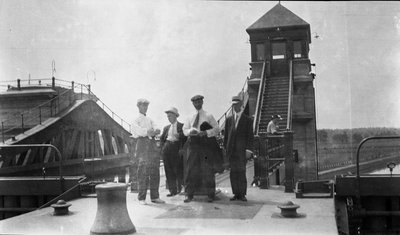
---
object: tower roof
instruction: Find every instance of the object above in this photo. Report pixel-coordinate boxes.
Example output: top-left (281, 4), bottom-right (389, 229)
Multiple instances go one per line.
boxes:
top-left (247, 3), bottom-right (310, 32)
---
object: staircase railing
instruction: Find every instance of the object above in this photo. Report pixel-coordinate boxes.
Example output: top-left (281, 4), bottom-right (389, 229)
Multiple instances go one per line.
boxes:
top-left (217, 76), bottom-right (249, 130)
top-left (1, 78), bottom-right (131, 143)
top-left (286, 59), bottom-right (293, 131)
top-left (253, 131), bottom-right (294, 192)
top-left (253, 61), bottom-right (268, 136)
top-left (1, 88), bottom-right (74, 143)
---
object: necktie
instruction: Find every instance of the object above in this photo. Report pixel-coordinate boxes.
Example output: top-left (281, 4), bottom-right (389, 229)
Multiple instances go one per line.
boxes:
top-left (171, 124), bottom-right (176, 138)
top-left (193, 112), bottom-right (200, 129)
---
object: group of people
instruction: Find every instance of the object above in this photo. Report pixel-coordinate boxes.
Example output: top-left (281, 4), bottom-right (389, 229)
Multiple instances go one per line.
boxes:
top-left (130, 94), bottom-right (277, 204)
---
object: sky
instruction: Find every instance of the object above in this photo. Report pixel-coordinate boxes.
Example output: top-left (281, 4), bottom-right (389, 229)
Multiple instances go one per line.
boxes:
top-left (0, 0), bottom-right (399, 129)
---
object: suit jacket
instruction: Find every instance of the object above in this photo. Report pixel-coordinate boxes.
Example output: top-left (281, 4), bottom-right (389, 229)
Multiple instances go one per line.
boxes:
top-left (223, 113), bottom-right (254, 161)
top-left (160, 121), bottom-right (187, 150)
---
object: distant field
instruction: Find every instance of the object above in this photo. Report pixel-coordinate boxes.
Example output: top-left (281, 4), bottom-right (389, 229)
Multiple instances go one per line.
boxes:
top-left (317, 128), bottom-right (400, 170)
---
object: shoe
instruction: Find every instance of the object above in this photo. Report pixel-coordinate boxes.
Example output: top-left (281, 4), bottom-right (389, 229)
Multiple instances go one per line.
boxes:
top-left (151, 198), bottom-right (165, 204)
top-left (166, 193), bottom-right (176, 197)
top-left (239, 196), bottom-right (247, 202)
top-left (139, 200), bottom-right (147, 205)
top-left (230, 196), bottom-right (238, 201)
top-left (184, 195), bottom-right (193, 203)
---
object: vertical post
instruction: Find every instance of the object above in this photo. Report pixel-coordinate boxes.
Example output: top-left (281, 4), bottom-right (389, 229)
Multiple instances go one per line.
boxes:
top-left (17, 79), bottom-right (21, 90)
top-left (88, 84), bottom-right (91, 95)
top-left (258, 135), bottom-right (269, 189)
top-left (71, 81), bottom-right (75, 104)
top-left (52, 77), bottom-right (55, 88)
top-left (39, 106), bottom-right (42, 124)
top-left (57, 90), bottom-right (60, 114)
top-left (81, 84), bottom-right (83, 99)
top-left (283, 131), bottom-right (294, 192)
top-left (50, 100), bottom-right (53, 117)
top-left (21, 114), bottom-right (24, 133)
top-left (1, 121), bottom-right (4, 143)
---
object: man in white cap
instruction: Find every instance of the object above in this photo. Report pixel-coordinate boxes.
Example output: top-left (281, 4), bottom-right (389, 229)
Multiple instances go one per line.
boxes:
top-left (267, 114), bottom-right (283, 135)
top-left (182, 95), bottom-right (220, 203)
top-left (131, 98), bottom-right (164, 205)
top-left (223, 95), bottom-right (254, 201)
top-left (160, 107), bottom-right (187, 197)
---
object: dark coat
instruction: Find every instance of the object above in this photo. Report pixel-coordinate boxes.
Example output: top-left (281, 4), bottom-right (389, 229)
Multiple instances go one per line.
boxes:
top-left (223, 113), bottom-right (254, 162)
top-left (160, 121), bottom-right (187, 150)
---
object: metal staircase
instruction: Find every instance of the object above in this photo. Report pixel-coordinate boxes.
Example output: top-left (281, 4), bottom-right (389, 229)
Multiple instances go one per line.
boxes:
top-left (258, 75), bottom-right (290, 134)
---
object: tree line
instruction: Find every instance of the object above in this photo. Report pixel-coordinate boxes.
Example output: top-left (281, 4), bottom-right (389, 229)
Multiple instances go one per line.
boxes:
top-left (317, 127), bottom-right (400, 145)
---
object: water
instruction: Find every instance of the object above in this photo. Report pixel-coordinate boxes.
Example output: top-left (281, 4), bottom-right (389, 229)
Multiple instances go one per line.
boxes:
top-left (371, 164), bottom-right (400, 174)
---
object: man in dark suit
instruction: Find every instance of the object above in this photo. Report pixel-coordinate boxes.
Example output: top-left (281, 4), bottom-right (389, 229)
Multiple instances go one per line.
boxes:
top-left (160, 107), bottom-right (187, 197)
top-left (224, 95), bottom-right (254, 202)
top-left (183, 95), bottom-right (220, 203)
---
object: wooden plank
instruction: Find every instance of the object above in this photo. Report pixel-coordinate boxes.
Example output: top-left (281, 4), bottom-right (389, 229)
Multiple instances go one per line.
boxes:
top-left (77, 131), bottom-right (85, 159)
top-left (94, 131), bottom-right (103, 157)
top-left (44, 146), bottom-right (52, 163)
top-left (22, 149), bottom-right (32, 166)
top-left (102, 129), bottom-right (111, 156)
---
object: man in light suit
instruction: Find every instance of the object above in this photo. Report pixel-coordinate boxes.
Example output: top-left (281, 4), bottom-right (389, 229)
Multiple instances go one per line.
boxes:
top-left (224, 95), bottom-right (254, 202)
top-left (160, 107), bottom-right (187, 197)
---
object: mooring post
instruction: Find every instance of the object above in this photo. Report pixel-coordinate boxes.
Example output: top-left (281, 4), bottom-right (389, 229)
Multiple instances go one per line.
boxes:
top-left (90, 183), bottom-right (136, 235)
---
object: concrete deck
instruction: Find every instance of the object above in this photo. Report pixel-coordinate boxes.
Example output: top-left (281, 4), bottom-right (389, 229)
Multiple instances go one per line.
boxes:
top-left (0, 164), bottom-right (338, 235)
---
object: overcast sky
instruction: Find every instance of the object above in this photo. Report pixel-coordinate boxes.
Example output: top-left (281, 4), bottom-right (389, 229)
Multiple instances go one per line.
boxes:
top-left (0, 1), bottom-right (399, 129)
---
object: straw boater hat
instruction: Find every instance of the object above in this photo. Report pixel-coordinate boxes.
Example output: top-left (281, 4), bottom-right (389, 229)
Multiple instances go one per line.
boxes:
top-left (137, 98), bottom-right (150, 106)
top-left (165, 107), bottom-right (179, 117)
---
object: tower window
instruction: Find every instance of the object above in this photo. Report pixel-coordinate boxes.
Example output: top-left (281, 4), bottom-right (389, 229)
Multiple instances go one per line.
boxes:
top-left (272, 42), bottom-right (286, 60)
top-left (293, 41), bottom-right (303, 58)
top-left (255, 43), bottom-right (265, 61)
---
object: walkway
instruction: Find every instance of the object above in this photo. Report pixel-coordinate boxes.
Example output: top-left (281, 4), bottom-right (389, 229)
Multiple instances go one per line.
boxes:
top-left (0, 162), bottom-right (338, 235)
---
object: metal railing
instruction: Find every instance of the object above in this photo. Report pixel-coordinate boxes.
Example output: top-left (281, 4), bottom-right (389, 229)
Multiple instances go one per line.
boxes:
top-left (355, 136), bottom-right (400, 200)
top-left (1, 78), bottom-right (132, 142)
top-left (217, 76), bottom-right (250, 130)
top-left (286, 59), bottom-right (293, 131)
top-left (0, 144), bottom-right (64, 188)
top-left (253, 132), bottom-right (294, 191)
top-left (253, 61), bottom-right (268, 136)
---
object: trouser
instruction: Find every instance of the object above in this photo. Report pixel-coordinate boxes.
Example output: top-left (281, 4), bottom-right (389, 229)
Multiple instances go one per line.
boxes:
top-left (230, 156), bottom-right (247, 196)
top-left (163, 141), bottom-right (183, 194)
top-left (136, 137), bottom-right (161, 201)
top-left (185, 137), bottom-right (215, 198)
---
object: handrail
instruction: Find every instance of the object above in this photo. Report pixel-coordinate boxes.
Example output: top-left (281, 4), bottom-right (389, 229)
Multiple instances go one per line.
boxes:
top-left (0, 144), bottom-right (64, 189)
top-left (37, 176), bottom-right (87, 210)
top-left (355, 136), bottom-right (400, 199)
top-left (0, 77), bottom-right (90, 92)
top-left (1, 88), bottom-right (72, 124)
top-left (253, 61), bottom-right (268, 135)
top-left (1, 78), bottom-right (132, 142)
top-left (286, 59), bottom-right (293, 131)
top-left (217, 76), bottom-right (249, 129)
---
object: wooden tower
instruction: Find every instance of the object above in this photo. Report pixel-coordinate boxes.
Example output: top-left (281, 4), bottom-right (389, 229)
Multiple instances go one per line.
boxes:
top-left (247, 3), bottom-right (318, 181)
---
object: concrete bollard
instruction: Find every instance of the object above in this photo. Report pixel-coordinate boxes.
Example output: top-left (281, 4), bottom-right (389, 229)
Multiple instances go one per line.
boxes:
top-left (90, 183), bottom-right (136, 235)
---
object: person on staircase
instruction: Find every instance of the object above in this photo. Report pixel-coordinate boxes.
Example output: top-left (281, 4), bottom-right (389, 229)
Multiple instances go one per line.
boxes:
top-left (224, 95), bottom-right (254, 202)
top-left (160, 107), bottom-right (187, 197)
top-left (131, 98), bottom-right (165, 205)
top-left (266, 114), bottom-right (283, 135)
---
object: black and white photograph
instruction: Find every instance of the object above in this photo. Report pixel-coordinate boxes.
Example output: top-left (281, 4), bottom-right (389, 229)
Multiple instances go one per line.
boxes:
top-left (0, 1), bottom-right (400, 234)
